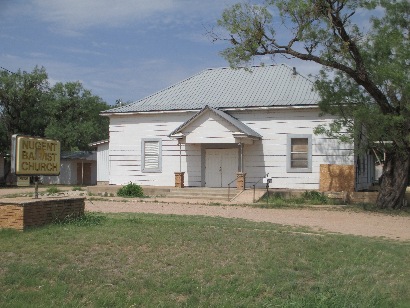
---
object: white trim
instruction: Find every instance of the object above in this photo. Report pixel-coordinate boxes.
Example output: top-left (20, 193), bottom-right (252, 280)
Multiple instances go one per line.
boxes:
top-left (101, 105), bottom-right (320, 117)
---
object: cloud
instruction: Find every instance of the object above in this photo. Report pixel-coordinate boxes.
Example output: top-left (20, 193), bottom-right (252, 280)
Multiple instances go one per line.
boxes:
top-left (30, 0), bottom-right (237, 31)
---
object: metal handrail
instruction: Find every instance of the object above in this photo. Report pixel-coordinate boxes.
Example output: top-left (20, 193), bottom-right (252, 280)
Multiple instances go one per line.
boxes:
top-left (227, 175), bottom-right (241, 201)
top-left (249, 176), bottom-right (266, 203)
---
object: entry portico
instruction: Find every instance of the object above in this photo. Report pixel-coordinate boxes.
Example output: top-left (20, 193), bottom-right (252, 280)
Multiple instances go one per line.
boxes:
top-left (169, 105), bottom-right (261, 187)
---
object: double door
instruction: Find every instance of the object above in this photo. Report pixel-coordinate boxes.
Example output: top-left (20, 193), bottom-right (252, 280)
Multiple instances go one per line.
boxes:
top-left (205, 149), bottom-right (238, 187)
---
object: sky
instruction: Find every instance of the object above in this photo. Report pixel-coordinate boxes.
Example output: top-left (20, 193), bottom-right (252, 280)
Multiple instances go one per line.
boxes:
top-left (0, 0), bottom-right (374, 106)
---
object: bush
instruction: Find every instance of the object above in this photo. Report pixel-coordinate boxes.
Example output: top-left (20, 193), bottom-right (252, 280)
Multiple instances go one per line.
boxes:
top-left (301, 190), bottom-right (329, 204)
top-left (260, 190), bottom-right (330, 207)
top-left (117, 182), bottom-right (144, 198)
top-left (46, 186), bottom-right (61, 194)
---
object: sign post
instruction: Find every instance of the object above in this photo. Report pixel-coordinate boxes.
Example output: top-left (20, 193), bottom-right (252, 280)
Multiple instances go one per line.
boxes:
top-left (11, 135), bottom-right (60, 199)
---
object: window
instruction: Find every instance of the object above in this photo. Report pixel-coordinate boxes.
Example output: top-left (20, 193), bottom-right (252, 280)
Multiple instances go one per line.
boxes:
top-left (142, 139), bottom-right (162, 172)
top-left (287, 134), bottom-right (312, 173)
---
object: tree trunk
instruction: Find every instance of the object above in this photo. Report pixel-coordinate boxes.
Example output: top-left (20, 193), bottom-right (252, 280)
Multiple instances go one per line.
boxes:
top-left (376, 151), bottom-right (410, 209)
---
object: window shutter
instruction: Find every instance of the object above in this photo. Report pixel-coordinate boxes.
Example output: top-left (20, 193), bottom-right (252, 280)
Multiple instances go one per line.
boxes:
top-left (144, 141), bottom-right (159, 170)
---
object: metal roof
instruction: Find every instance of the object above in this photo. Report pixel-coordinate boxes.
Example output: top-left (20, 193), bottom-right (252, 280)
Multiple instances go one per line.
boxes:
top-left (89, 139), bottom-right (109, 147)
top-left (103, 64), bottom-right (319, 114)
top-left (169, 105), bottom-right (262, 139)
top-left (61, 151), bottom-right (95, 160)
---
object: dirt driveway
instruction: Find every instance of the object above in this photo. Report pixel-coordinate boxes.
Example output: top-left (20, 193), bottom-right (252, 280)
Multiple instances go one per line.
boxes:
top-left (86, 199), bottom-right (410, 242)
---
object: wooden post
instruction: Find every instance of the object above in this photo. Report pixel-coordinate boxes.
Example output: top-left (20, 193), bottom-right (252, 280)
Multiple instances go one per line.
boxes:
top-left (174, 172), bottom-right (185, 188)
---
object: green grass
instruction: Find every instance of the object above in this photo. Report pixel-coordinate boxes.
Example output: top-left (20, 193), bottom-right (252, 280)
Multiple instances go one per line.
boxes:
top-left (45, 185), bottom-right (61, 194)
top-left (257, 191), bottom-right (410, 215)
top-left (259, 190), bottom-right (336, 208)
top-left (0, 213), bottom-right (409, 307)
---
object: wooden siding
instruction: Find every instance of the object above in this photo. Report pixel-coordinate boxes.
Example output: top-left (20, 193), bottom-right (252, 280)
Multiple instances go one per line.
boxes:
top-left (182, 111), bottom-right (238, 144)
top-left (96, 143), bottom-right (109, 182)
top-left (108, 108), bottom-right (354, 190)
top-left (355, 153), bottom-right (375, 191)
top-left (233, 109), bottom-right (353, 190)
top-left (42, 159), bottom-right (97, 185)
top-left (109, 113), bottom-right (201, 186)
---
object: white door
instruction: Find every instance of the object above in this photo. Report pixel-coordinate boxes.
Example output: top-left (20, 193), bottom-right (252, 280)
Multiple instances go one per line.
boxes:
top-left (205, 149), bottom-right (238, 187)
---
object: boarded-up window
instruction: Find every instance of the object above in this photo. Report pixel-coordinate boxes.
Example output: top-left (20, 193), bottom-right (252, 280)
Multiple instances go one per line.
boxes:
top-left (142, 139), bottom-right (162, 172)
top-left (290, 138), bottom-right (308, 168)
top-left (287, 135), bottom-right (312, 172)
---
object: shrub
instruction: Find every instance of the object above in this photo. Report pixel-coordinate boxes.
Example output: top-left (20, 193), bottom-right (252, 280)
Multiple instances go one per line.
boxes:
top-left (302, 190), bottom-right (329, 204)
top-left (260, 190), bottom-right (330, 207)
top-left (117, 182), bottom-right (144, 198)
top-left (46, 186), bottom-right (61, 194)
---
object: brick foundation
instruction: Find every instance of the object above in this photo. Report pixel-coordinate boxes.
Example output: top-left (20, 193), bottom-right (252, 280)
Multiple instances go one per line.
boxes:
top-left (0, 197), bottom-right (85, 231)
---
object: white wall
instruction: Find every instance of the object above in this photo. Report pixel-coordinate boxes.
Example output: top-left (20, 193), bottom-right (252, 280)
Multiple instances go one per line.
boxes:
top-left (233, 108), bottom-right (353, 189)
top-left (182, 111), bottom-right (238, 144)
top-left (42, 160), bottom-right (76, 185)
top-left (42, 159), bottom-right (97, 185)
top-left (109, 112), bottom-right (196, 186)
top-left (97, 143), bottom-right (109, 182)
top-left (108, 108), bottom-right (354, 190)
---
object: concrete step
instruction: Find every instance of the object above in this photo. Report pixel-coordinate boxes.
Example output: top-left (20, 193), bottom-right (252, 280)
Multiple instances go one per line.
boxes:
top-left (87, 185), bottom-right (241, 201)
top-left (163, 188), bottom-right (238, 201)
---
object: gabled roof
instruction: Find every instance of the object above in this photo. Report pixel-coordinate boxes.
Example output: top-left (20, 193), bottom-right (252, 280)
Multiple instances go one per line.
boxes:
top-left (89, 139), bottom-right (109, 147)
top-left (103, 64), bottom-right (319, 114)
top-left (61, 151), bottom-right (95, 160)
top-left (169, 105), bottom-right (262, 139)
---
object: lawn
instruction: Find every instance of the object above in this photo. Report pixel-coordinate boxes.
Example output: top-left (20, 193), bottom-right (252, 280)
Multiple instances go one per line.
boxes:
top-left (1, 213), bottom-right (409, 307)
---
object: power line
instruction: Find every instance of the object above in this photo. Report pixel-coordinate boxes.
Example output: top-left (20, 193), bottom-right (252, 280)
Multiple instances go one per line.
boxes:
top-left (0, 66), bottom-right (16, 74)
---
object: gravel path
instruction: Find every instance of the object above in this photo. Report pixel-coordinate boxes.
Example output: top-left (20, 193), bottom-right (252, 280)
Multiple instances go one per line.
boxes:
top-left (86, 199), bottom-right (410, 241)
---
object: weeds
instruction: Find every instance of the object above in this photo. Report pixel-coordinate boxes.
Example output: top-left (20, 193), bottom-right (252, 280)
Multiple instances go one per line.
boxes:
top-left (345, 202), bottom-right (410, 216)
top-left (53, 213), bottom-right (106, 227)
top-left (46, 186), bottom-right (61, 194)
top-left (259, 190), bottom-right (334, 208)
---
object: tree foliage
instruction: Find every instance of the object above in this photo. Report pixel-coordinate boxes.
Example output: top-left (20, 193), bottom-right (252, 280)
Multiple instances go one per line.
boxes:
top-left (0, 67), bottom-right (109, 153)
top-left (46, 82), bottom-right (109, 151)
top-left (0, 66), bottom-right (49, 152)
top-left (216, 0), bottom-right (410, 209)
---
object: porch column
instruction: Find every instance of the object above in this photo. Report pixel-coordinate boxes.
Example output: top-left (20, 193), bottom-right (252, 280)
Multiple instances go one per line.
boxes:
top-left (239, 142), bottom-right (244, 173)
top-left (174, 172), bottom-right (185, 188)
top-left (236, 172), bottom-right (246, 191)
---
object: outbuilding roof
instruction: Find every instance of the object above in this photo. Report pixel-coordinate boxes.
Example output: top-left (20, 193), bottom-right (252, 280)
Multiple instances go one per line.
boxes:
top-left (102, 64), bottom-right (319, 114)
top-left (61, 151), bottom-right (95, 160)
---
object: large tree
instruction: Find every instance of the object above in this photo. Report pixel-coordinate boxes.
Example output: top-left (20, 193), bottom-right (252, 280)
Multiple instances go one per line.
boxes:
top-left (215, 0), bottom-right (409, 209)
top-left (0, 67), bottom-right (110, 153)
top-left (45, 81), bottom-right (109, 151)
top-left (0, 66), bottom-right (50, 152)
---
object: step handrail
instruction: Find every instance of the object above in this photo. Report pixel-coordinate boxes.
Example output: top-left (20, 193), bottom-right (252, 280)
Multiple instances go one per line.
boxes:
top-left (227, 175), bottom-right (241, 201)
top-left (249, 176), bottom-right (266, 203)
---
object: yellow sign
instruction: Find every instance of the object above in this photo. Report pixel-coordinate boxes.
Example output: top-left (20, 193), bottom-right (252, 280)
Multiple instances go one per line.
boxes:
top-left (12, 135), bottom-right (61, 176)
